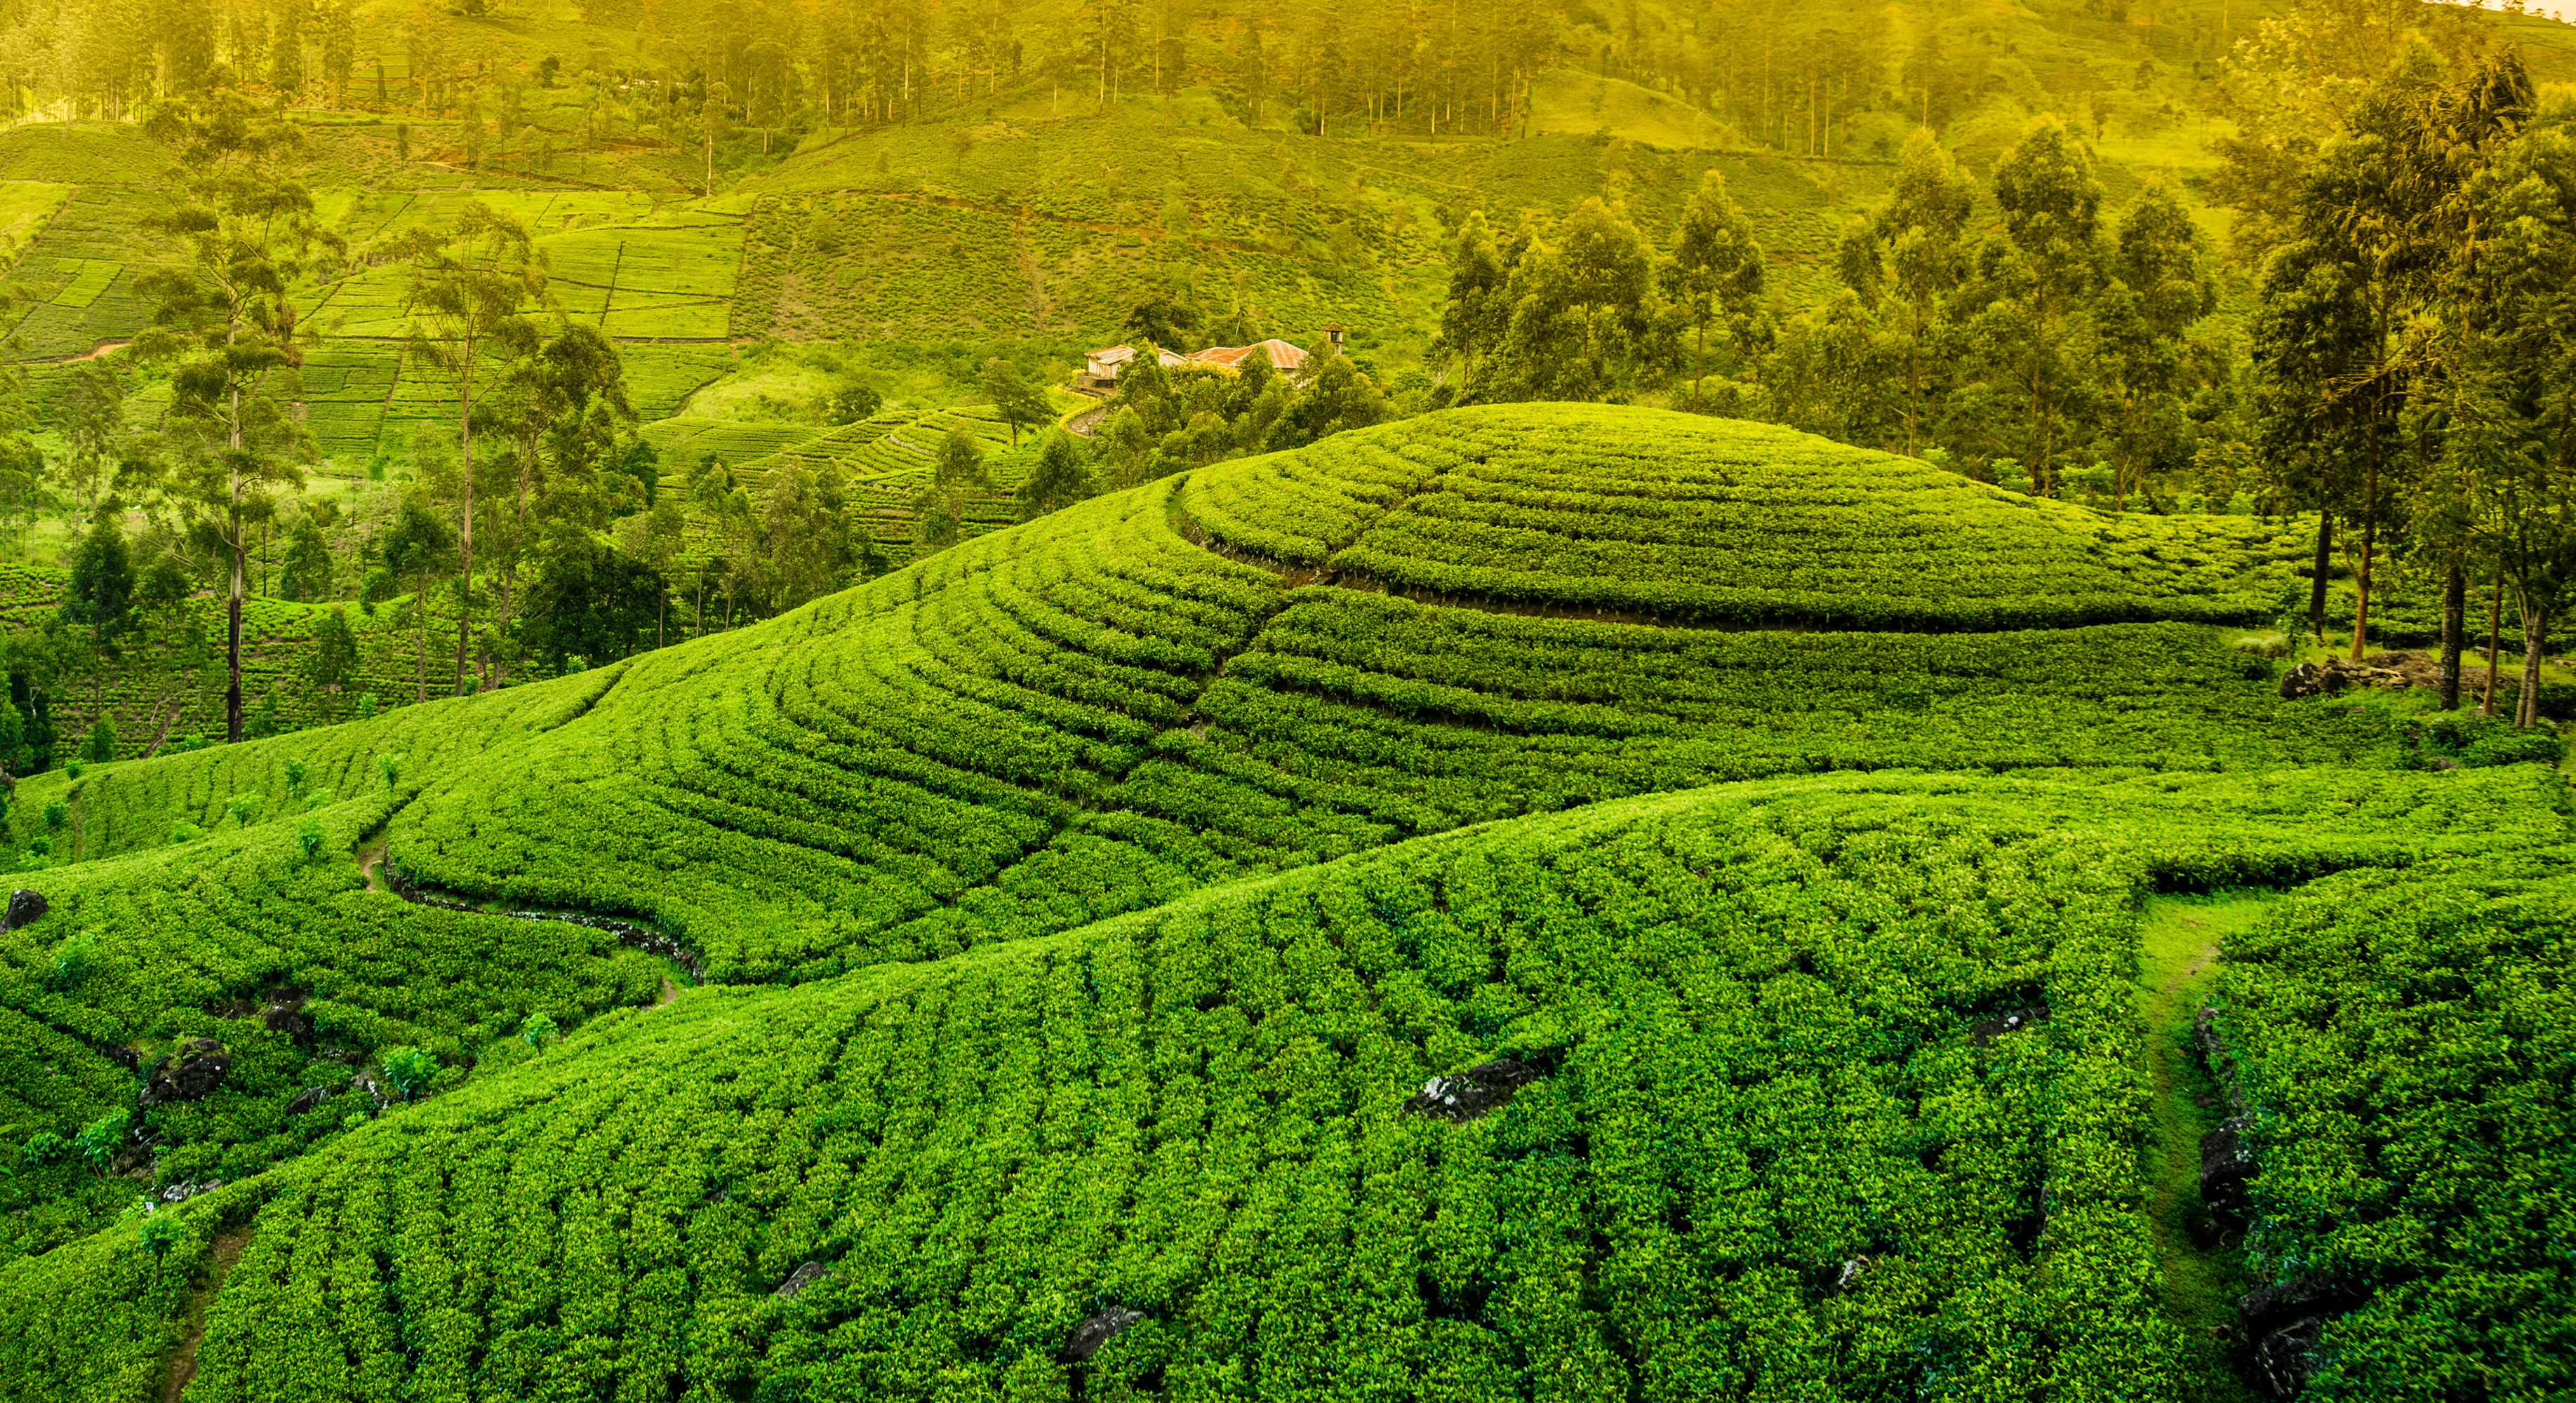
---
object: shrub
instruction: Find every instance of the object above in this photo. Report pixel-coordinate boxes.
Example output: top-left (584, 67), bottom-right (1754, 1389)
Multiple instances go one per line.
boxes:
top-left (520, 1013), bottom-right (557, 1048)
top-left (47, 936), bottom-right (94, 989)
top-left (20, 1132), bottom-right (65, 1169)
top-left (380, 1046), bottom-right (438, 1101)
top-left (71, 1112), bottom-right (129, 1168)
top-left (81, 716), bottom-right (114, 763)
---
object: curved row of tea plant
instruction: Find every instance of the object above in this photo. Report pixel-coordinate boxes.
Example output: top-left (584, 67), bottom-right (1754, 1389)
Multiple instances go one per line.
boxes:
top-left (72, 411), bottom-right (2415, 988)
top-left (2210, 855), bottom-right (2576, 1399)
top-left (7, 764), bottom-right (2560, 1403)
top-left (1179, 405), bottom-right (2314, 629)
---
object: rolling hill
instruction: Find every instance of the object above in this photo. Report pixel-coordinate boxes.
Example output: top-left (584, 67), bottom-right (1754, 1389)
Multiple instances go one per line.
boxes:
top-left (0, 406), bottom-right (2565, 1400)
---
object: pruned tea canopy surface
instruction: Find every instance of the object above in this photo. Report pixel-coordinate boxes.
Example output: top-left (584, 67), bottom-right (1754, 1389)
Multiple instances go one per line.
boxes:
top-left (0, 408), bottom-right (2565, 1402)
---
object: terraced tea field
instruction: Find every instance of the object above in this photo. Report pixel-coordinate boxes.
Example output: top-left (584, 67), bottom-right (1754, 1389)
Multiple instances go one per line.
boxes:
top-left (0, 405), bottom-right (2564, 1403)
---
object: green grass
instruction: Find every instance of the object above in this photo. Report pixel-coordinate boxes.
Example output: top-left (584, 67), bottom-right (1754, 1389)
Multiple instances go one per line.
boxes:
top-left (1528, 69), bottom-right (1742, 148)
top-left (2135, 893), bottom-right (2274, 1403)
top-left (0, 182), bottom-right (72, 271)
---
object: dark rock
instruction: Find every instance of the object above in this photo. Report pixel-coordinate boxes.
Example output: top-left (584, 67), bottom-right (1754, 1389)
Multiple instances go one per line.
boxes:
top-left (108, 1134), bottom-right (154, 1176)
top-left (285, 1085), bottom-right (333, 1115)
top-left (2199, 1116), bottom-right (2259, 1214)
top-left (2276, 663), bottom-right (2349, 700)
top-left (2248, 1315), bottom-right (2330, 1399)
top-left (2426, 756), bottom-right (2459, 772)
top-left (1402, 1058), bottom-right (1544, 1122)
top-left (1970, 1005), bottom-right (2050, 1042)
top-left (773, 1262), bottom-right (834, 1298)
top-left (2238, 1274), bottom-right (2364, 1341)
top-left (2194, 1005), bottom-right (2243, 1111)
top-left (138, 1038), bottom-right (229, 1106)
top-left (260, 1003), bottom-right (313, 1039)
top-left (1058, 1306), bottom-right (1144, 1363)
top-left (1, 888), bottom-right (46, 931)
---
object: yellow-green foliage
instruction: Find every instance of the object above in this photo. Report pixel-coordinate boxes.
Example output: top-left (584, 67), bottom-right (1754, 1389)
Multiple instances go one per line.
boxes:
top-left (0, 405), bottom-right (2564, 1402)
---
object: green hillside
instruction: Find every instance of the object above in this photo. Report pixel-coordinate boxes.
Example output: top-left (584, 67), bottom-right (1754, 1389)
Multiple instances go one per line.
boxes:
top-left (0, 407), bottom-right (2565, 1400)
top-left (2, 0), bottom-right (2575, 1390)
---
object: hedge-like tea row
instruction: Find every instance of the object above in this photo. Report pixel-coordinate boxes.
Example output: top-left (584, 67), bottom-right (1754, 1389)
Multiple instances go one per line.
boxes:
top-left (2212, 857), bottom-right (2576, 1398)
top-left (1180, 405), bottom-right (2311, 629)
top-left (145, 783), bottom-right (2165, 1401)
top-left (15, 766), bottom-right (2541, 1403)
top-left (25, 410), bottom-right (2418, 991)
top-left (1085, 588), bottom-right (2410, 879)
top-left (378, 480), bottom-right (1289, 981)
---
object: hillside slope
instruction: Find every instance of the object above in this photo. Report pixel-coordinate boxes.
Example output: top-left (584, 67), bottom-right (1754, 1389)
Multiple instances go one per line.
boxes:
top-left (17, 408), bottom-right (2392, 986)
top-left (1, 763), bottom-right (2565, 1401)
top-left (0, 405), bottom-right (2562, 1402)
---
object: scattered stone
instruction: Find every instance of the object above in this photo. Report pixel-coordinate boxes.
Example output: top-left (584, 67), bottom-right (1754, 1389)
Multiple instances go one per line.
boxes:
top-left (773, 1262), bottom-right (834, 1298)
top-left (2276, 663), bottom-right (2348, 700)
top-left (1, 888), bottom-right (46, 931)
top-left (2426, 756), bottom-right (2459, 772)
top-left (1403, 1058), bottom-right (1544, 1122)
top-left (2238, 1275), bottom-right (2364, 1341)
top-left (260, 1000), bottom-right (313, 1039)
top-left (2198, 1117), bottom-right (2259, 1216)
top-left (2236, 1274), bottom-right (2365, 1397)
top-left (157, 1179), bottom-right (222, 1204)
top-left (138, 1039), bottom-right (229, 1106)
top-left (1058, 1305), bottom-right (1144, 1363)
top-left (285, 1085), bottom-right (333, 1115)
top-left (2248, 1315), bottom-right (2330, 1399)
top-left (1970, 1005), bottom-right (2050, 1042)
top-left (2193, 1005), bottom-right (2241, 1110)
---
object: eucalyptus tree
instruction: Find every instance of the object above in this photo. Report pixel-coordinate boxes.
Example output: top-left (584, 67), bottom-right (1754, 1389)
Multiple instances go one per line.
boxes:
top-left (394, 201), bottom-right (547, 695)
top-left (1977, 117), bottom-right (2105, 497)
top-left (1834, 130), bottom-right (1977, 456)
top-left (1666, 171), bottom-right (1766, 415)
top-left (1433, 211), bottom-right (1511, 398)
top-left (483, 324), bottom-right (634, 685)
top-left (131, 93), bottom-right (342, 742)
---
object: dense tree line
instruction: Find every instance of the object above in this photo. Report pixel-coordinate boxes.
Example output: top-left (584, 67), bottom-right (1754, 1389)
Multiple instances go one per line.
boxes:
top-left (1429, 119), bottom-right (2222, 506)
top-left (1, 0), bottom-right (2303, 155)
top-left (1418, 34), bottom-right (2575, 732)
top-left (0, 93), bottom-right (909, 759)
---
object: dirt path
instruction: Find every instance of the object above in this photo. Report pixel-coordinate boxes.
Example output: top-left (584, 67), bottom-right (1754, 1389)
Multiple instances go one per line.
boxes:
top-left (2135, 894), bottom-right (2271, 1402)
top-left (161, 1228), bottom-right (251, 1403)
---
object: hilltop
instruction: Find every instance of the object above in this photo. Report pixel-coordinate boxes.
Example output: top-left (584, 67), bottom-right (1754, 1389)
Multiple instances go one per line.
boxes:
top-left (0, 406), bottom-right (2564, 1399)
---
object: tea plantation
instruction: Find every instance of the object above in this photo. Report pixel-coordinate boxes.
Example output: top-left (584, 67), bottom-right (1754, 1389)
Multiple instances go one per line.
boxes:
top-left (0, 408), bottom-right (2565, 1401)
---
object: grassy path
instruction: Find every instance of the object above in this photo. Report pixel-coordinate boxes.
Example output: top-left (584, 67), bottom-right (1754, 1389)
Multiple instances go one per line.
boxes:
top-left (2136, 893), bottom-right (2272, 1402)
